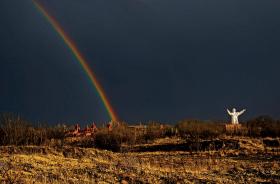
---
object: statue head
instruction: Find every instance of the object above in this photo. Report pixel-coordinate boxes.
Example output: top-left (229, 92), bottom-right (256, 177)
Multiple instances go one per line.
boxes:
top-left (233, 108), bottom-right (236, 113)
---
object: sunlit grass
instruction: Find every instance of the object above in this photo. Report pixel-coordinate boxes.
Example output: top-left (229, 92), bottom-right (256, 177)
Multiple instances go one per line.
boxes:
top-left (0, 136), bottom-right (279, 183)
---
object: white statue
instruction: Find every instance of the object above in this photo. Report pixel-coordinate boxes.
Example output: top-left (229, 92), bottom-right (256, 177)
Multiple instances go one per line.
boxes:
top-left (227, 108), bottom-right (246, 124)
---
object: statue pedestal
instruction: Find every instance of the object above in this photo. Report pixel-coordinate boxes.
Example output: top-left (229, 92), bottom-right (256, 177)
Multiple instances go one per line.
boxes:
top-left (225, 124), bottom-right (242, 132)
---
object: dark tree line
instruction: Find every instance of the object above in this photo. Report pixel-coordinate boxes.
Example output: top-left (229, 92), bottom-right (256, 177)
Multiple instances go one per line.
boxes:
top-left (0, 113), bottom-right (279, 151)
top-left (0, 113), bottom-right (66, 146)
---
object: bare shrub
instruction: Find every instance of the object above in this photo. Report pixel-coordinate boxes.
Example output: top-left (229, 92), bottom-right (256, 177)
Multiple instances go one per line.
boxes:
top-left (46, 124), bottom-right (67, 147)
top-left (247, 116), bottom-right (280, 137)
top-left (94, 130), bottom-right (121, 152)
top-left (142, 122), bottom-right (162, 142)
top-left (0, 113), bottom-right (30, 145)
top-left (175, 120), bottom-right (224, 139)
top-left (0, 113), bottom-right (68, 146)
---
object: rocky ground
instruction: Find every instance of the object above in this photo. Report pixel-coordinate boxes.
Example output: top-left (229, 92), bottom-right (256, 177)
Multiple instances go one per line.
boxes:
top-left (0, 137), bottom-right (279, 183)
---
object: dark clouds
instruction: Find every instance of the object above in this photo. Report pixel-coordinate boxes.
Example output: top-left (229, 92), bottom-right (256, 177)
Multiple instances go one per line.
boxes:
top-left (0, 0), bottom-right (279, 124)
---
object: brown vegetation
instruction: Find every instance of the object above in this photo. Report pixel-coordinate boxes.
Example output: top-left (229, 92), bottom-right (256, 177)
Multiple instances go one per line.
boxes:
top-left (0, 113), bottom-right (280, 151)
top-left (0, 113), bottom-right (279, 183)
top-left (0, 136), bottom-right (279, 183)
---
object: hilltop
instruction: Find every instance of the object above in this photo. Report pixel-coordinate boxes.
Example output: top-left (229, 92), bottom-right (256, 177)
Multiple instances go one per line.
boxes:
top-left (0, 136), bottom-right (279, 183)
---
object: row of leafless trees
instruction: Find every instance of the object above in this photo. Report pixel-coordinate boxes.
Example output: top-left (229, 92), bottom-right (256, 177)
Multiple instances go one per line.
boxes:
top-left (176, 116), bottom-right (280, 138)
top-left (0, 113), bottom-right (172, 150)
top-left (0, 113), bottom-right (65, 146)
top-left (0, 113), bottom-right (279, 149)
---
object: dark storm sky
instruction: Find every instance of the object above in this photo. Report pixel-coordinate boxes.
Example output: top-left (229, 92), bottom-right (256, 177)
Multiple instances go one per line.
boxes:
top-left (0, 0), bottom-right (279, 124)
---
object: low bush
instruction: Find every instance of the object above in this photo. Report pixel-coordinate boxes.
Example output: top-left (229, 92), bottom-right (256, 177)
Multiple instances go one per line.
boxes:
top-left (46, 124), bottom-right (66, 146)
top-left (175, 120), bottom-right (224, 139)
top-left (247, 116), bottom-right (280, 137)
top-left (94, 130), bottom-right (121, 152)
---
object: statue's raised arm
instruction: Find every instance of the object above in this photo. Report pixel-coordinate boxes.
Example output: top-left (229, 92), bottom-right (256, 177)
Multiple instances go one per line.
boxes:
top-left (227, 109), bottom-right (232, 115)
top-left (238, 109), bottom-right (246, 116)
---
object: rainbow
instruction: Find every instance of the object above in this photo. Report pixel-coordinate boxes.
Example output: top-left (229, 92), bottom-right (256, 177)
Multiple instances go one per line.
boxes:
top-left (32, 0), bottom-right (119, 122)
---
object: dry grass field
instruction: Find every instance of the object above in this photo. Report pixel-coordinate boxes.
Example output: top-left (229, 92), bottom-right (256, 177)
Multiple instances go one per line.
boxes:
top-left (0, 136), bottom-right (279, 184)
